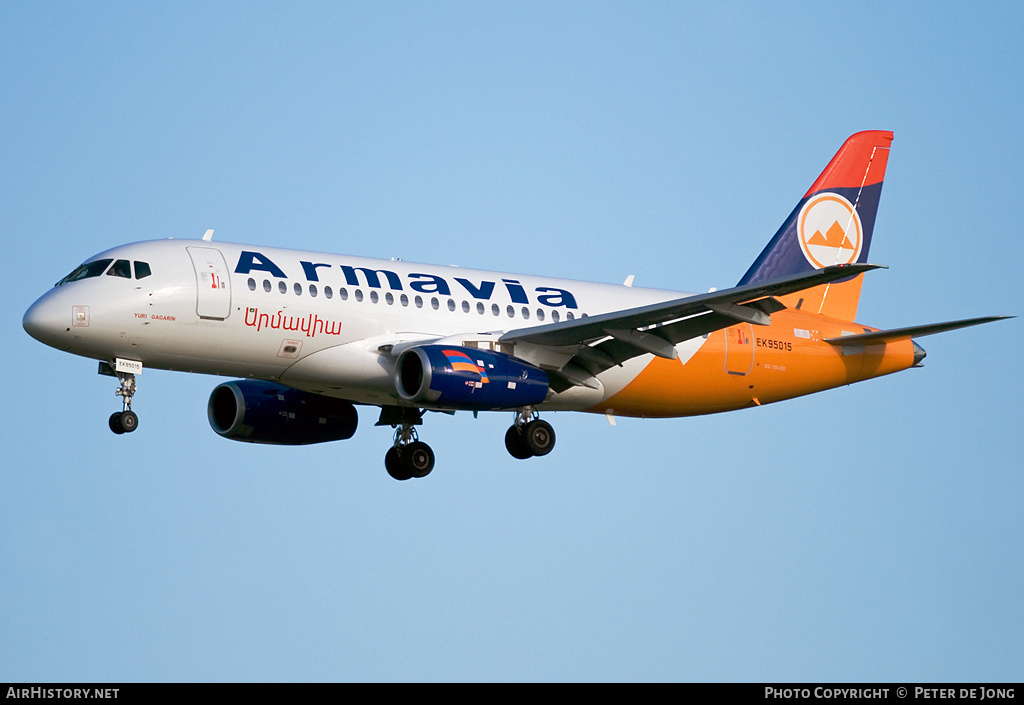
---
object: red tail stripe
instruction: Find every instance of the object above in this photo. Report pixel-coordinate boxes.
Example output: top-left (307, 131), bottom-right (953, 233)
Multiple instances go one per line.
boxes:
top-left (802, 130), bottom-right (893, 197)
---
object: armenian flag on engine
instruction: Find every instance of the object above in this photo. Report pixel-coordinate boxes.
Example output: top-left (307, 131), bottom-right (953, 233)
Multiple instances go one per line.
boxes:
top-left (442, 349), bottom-right (489, 383)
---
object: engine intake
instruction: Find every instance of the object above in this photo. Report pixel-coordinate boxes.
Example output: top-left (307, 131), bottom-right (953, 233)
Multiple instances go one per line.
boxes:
top-left (208, 380), bottom-right (358, 445)
top-left (395, 345), bottom-right (549, 410)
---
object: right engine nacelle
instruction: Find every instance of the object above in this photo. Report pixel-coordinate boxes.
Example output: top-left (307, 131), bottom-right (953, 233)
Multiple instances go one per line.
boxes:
top-left (395, 345), bottom-right (549, 410)
top-left (208, 380), bottom-right (358, 445)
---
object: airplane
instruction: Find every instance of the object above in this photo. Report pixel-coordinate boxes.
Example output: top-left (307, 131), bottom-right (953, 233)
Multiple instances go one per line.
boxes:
top-left (22, 131), bottom-right (1010, 480)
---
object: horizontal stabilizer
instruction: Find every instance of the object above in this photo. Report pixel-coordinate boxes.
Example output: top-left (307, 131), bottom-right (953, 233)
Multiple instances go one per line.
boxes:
top-left (824, 316), bottom-right (1012, 346)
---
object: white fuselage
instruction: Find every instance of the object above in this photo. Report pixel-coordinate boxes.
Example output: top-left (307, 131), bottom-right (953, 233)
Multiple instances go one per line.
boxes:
top-left (24, 238), bottom-right (698, 412)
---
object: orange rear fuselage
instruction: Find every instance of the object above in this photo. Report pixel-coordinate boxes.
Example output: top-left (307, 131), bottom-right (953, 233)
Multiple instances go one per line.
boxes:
top-left (595, 309), bottom-right (916, 417)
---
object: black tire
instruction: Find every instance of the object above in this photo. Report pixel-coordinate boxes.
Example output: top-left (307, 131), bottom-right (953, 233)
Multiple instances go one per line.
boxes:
top-left (109, 412), bottom-right (125, 435)
top-left (505, 425), bottom-right (534, 460)
top-left (385, 446), bottom-right (412, 481)
top-left (404, 441), bottom-right (435, 478)
top-left (524, 419), bottom-right (555, 456)
top-left (119, 410), bottom-right (139, 433)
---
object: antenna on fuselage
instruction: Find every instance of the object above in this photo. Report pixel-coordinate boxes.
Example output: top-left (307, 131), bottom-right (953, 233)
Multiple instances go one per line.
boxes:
top-left (202, 229), bottom-right (214, 242)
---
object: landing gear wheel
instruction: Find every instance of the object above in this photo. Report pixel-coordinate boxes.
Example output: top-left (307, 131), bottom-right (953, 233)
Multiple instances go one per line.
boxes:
top-left (382, 408), bottom-right (435, 481)
top-left (404, 441), bottom-right (435, 478)
top-left (109, 410), bottom-right (138, 434)
top-left (119, 410), bottom-right (139, 433)
top-left (505, 425), bottom-right (533, 460)
top-left (108, 368), bottom-right (140, 436)
top-left (385, 446), bottom-right (412, 481)
top-left (524, 419), bottom-right (554, 456)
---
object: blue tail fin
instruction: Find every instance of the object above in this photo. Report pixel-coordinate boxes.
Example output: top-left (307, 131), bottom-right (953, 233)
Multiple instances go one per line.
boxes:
top-left (737, 130), bottom-right (893, 321)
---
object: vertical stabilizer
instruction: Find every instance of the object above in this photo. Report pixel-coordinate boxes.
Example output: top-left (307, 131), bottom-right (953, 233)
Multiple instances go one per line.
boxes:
top-left (737, 131), bottom-right (893, 321)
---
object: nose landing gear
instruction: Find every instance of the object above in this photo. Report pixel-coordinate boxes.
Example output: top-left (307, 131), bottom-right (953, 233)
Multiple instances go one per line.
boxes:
top-left (104, 364), bottom-right (139, 435)
top-left (109, 408), bottom-right (138, 434)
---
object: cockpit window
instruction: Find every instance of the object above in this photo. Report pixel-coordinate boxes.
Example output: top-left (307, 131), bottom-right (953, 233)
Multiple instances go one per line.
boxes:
top-left (106, 259), bottom-right (132, 278)
top-left (134, 261), bottom-right (151, 279)
top-left (57, 259), bottom-right (113, 286)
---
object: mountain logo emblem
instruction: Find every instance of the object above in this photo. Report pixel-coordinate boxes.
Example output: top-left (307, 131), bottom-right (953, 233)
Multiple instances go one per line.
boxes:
top-left (797, 192), bottom-right (863, 269)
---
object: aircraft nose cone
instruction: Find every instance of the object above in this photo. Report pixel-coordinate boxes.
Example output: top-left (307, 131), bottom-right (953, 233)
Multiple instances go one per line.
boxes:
top-left (23, 293), bottom-right (72, 347)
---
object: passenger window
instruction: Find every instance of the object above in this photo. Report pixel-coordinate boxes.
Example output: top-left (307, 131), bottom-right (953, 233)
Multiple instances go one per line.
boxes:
top-left (431, 298), bottom-right (439, 310)
top-left (385, 292), bottom-right (394, 305)
top-left (247, 278), bottom-right (256, 291)
top-left (521, 307), bottom-right (530, 320)
top-left (324, 286), bottom-right (333, 299)
top-left (370, 291), bottom-right (379, 303)
top-left (400, 294), bottom-right (409, 307)
top-left (355, 290), bottom-right (364, 302)
top-left (263, 279), bottom-right (272, 292)
top-left (415, 295), bottom-right (423, 308)
top-left (461, 301), bottom-right (470, 313)
top-left (134, 261), bottom-right (152, 279)
top-left (476, 302), bottom-right (485, 315)
top-left (491, 304), bottom-right (500, 316)
top-left (106, 259), bottom-right (132, 278)
top-left (340, 287), bottom-right (348, 300)
top-left (294, 283), bottom-right (303, 296)
top-left (536, 309), bottom-right (545, 321)
top-left (309, 284), bottom-right (318, 297)
top-left (506, 305), bottom-right (515, 318)
top-left (552, 311), bottom-right (560, 323)
top-left (278, 281), bottom-right (287, 294)
top-left (447, 299), bottom-right (456, 312)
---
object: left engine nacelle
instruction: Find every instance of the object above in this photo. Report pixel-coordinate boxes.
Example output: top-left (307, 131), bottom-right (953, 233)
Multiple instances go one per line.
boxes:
top-left (208, 380), bottom-right (358, 445)
top-left (395, 344), bottom-right (549, 410)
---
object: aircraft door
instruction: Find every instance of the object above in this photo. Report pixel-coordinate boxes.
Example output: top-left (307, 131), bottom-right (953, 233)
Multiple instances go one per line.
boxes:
top-left (187, 246), bottom-right (232, 320)
top-left (724, 324), bottom-right (754, 375)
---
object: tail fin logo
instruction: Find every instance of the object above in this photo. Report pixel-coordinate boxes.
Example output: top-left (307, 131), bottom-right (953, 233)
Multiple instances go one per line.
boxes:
top-left (797, 192), bottom-right (863, 269)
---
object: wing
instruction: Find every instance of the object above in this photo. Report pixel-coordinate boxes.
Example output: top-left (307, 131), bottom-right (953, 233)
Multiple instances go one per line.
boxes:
top-left (499, 263), bottom-right (882, 391)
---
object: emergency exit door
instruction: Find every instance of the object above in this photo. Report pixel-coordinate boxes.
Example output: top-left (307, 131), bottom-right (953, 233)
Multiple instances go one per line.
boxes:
top-left (724, 324), bottom-right (754, 375)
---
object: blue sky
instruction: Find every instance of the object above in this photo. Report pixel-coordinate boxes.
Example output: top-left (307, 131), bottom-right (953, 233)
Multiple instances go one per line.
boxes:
top-left (2, 1), bottom-right (1021, 682)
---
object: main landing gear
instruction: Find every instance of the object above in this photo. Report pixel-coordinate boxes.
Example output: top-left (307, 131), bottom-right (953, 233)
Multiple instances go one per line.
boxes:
top-left (504, 407), bottom-right (556, 460)
top-left (377, 406), bottom-right (557, 480)
top-left (379, 407), bottom-right (435, 481)
top-left (108, 370), bottom-right (139, 435)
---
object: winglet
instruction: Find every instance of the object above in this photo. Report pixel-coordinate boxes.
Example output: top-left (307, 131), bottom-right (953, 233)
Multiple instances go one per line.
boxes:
top-left (203, 229), bottom-right (214, 242)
